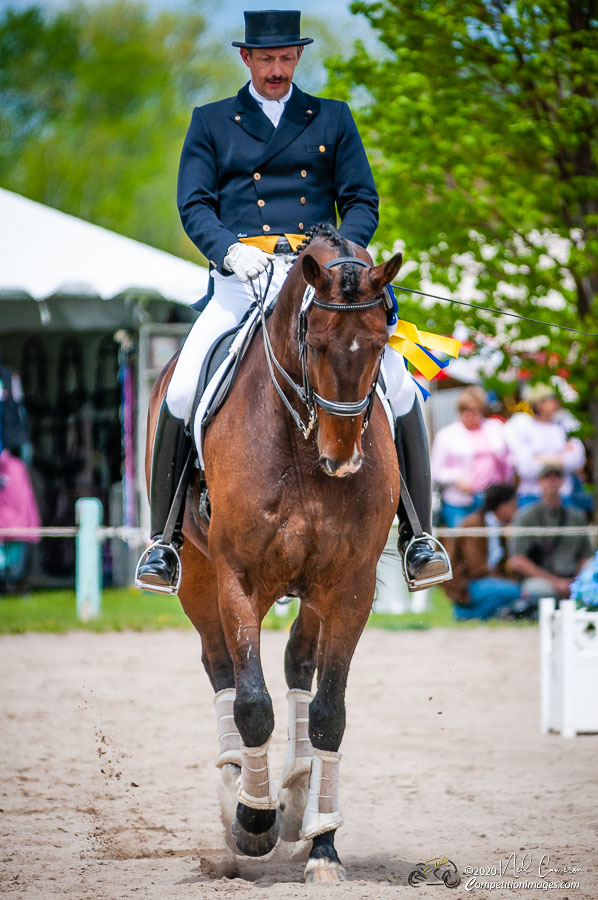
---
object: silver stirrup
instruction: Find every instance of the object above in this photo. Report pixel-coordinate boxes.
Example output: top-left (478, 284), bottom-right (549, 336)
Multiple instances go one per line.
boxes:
top-left (401, 532), bottom-right (453, 592)
top-left (134, 540), bottom-right (182, 595)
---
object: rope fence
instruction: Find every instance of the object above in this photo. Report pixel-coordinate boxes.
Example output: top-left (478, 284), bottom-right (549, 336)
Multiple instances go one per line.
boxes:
top-left (434, 526), bottom-right (598, 538)
top-left (1, 500), bottom-right (596, 620)
top-left (2, 525), bottom-right (596, 540)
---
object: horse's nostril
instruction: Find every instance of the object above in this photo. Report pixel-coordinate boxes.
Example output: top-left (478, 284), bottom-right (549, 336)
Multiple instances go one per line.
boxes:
top-left (319, 456), bottom-right (337, 475)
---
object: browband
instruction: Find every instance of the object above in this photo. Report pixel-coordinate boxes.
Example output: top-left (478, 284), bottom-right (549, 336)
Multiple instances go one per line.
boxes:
top-left (324, 256), bottom-right (370, 269)
top-left (314, 255), bottom-right (388, 312)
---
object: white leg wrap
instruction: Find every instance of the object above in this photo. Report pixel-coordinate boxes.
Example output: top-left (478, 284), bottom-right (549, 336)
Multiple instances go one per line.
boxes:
top-left (237, 739), bottom-right (278, 810)
top-left (281, 689), bottom-right (314, 788)
top-left (214, 688), bottom-right (242, 769)
top-left (300, 748), bottom-right (343, 840)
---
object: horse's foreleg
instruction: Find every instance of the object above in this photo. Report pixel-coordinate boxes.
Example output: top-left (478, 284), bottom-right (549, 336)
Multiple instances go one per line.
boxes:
top-left (178, 547), bottom-right (241, 765)
top-left (177, 547), bottom-right (242, 848)
top-left (278, 605), bottom-right (320, 842)
top-left (217, 565), bottom-right (279, 857)
top-left (178, 544), bottom-right (234, 693)
top-left (301, 580), bottom-right (374, 883)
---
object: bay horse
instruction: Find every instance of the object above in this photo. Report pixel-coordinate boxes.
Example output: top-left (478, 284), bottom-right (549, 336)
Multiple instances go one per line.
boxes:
top-left (146, 224), bottom-right (402, 882)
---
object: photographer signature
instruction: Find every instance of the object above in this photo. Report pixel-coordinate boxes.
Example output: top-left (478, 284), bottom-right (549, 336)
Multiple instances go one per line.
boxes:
top-left (464, 852), bottom-right (582, 878)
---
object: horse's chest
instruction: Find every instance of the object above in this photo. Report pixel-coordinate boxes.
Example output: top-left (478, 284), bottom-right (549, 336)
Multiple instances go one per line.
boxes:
top-left (248, 483), bottom-right (385, 575)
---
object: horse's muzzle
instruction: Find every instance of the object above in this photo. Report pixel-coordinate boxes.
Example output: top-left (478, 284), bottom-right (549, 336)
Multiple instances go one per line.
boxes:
top-left (319, 448), bottom-right (362, 478)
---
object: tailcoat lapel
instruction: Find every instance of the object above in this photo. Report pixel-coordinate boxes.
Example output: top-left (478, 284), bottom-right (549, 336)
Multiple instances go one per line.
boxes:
top-left (255, 84), bottom-right (321, 167)
top-left (231, 83), bottom-right (275, 143)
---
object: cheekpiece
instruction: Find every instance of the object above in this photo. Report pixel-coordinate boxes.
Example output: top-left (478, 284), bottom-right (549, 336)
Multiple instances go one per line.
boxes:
top-left (232, 10), bottom-right (314, 49)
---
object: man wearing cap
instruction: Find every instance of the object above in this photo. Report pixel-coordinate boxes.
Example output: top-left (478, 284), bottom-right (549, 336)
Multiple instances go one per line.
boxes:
top-left (504, 383), bottom-right (586, 507)
top-left (136, 9), bottom-right (451, 592)
top-left (507, 462), bottom-right (592, 610)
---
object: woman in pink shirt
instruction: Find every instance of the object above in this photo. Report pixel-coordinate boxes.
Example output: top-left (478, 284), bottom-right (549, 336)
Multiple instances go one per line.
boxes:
top-left (0, 448), bottom-right (40, 591)
top-left (431, 387), bottom-right (514, 527)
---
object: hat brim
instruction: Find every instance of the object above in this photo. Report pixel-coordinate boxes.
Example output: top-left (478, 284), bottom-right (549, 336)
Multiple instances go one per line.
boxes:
top-left (232, 37), bottom-right (314, 48)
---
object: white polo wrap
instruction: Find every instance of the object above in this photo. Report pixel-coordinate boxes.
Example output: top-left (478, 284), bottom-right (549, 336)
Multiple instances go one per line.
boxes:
top-left (237, 739), bottom-right (278, 810)
top-left (213, 688), bottom-right (242, 768)
top-left (300, 747), bottom-right (343, 840)
top-left (281, 688), bottom-right (314, 788)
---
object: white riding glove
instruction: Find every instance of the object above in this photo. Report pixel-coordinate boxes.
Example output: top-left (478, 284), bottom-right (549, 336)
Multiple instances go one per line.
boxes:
top-left (223, 242), bottom-right (273, 282)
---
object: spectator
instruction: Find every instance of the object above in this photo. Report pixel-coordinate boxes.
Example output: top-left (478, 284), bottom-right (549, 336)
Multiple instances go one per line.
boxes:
top-left (431, 386), bottom-right (514, 527)
top-left (0, 448), bottom-right (40, 592)
top-left (504, 383), bottom-right (586, 508)
top-left (445, 484), bottom-right (520, 620)
top-left (508, 462), bottom-right (592, 611)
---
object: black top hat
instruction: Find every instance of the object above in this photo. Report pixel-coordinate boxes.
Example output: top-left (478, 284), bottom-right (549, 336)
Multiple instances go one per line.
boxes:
top-left (232, 10), bottom-right (314, 49)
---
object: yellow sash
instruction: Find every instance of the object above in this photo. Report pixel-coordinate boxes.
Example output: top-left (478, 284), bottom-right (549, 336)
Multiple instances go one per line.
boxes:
top-left (388, 319), bottom-right (461, 380)
top-left (239, 234), bottom-right (305, 252)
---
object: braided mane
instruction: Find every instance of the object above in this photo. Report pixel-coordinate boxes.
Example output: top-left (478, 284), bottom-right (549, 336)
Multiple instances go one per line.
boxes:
top-left (298, 223), bottom-right (361, 300)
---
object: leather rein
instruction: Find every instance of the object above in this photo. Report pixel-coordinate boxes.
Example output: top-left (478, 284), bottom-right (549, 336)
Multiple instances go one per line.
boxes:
top-left (253, 256), bottom-right (390, 440)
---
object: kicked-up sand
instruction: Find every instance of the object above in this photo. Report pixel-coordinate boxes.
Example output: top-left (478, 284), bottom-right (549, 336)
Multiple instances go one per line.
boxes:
top-left (1, 625), bottom-right (596, 898)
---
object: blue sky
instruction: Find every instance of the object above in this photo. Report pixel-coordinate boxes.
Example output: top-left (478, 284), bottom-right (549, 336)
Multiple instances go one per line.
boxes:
top-left (2, 0), bottom-right (366, 28)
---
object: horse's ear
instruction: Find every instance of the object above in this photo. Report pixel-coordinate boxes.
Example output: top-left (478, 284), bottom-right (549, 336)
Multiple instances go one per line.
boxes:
top-left (368, 252), bottom-right (403, 295)
top-left (302, 253), bottom-right (333, 293)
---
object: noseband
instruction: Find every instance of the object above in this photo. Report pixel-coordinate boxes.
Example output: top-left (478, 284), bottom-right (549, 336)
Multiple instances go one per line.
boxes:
top-left (254, 256), bottom-right (389, 439)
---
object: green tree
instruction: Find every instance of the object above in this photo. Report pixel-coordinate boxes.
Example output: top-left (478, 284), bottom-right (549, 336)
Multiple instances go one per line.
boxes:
top-left (0, 1), bottom-right (238, 260)
top-left (0, 3), bottom-right (353, 263)
top-left (327, 0), bottom-right (598, 498)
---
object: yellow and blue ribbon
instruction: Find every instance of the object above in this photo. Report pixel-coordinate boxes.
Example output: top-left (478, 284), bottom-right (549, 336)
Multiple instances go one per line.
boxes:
top-left (386, 286), bottom-right (461, 398)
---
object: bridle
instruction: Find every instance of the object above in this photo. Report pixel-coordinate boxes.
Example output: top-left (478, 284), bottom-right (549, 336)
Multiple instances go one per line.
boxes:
top-left (253, 256), bottom-right (390, 439)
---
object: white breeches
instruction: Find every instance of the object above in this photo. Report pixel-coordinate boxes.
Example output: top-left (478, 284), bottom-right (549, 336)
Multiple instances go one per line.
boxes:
top-left (380, 346), bottom-right (418, 417)
top-left (166, 257), bottom-right (293, 422)
top-left (166, 259), bottom-right (418, 423)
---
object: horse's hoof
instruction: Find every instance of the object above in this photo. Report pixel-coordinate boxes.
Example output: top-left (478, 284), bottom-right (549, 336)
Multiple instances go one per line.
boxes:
top-left (304, 857), bottom-right (348, 883)
top-left (231, 806), bottom-right (279, 857)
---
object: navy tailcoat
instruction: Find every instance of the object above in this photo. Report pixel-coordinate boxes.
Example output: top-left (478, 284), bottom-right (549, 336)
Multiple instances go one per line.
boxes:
top-left (177, 82), bottom-right (379, 277)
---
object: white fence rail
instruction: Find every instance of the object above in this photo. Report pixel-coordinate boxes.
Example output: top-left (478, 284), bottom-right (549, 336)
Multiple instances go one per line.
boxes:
top-left (1, 505), bottom-right (596, 620)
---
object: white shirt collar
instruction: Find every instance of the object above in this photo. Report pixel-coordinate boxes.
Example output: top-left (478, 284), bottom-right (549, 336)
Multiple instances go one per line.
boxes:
top-left (249, 82), bottom-right (293, 106)
top-left (249, 82), bottom-right (293, 127)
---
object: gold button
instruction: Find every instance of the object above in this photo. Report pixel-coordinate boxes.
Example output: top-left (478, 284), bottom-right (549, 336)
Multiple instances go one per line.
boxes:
top-left (319, 145), bottom-right (325, 153)
top-left (235, 115), bottom-right (241, 121)
top-left (263, 224), bottom-right (271, 232)
top-left (300, 196), bottom-right (306, 205)
top-left (306, 109), bottom-right (312, 114)
top-left (301, 169), bottom-right (307, 178)
top-left (298, 223), bottom-right (304, 230)
top-left (257, 199), bottom-right (265, 207)
top-left (254, 172), bottom-right (261, 180)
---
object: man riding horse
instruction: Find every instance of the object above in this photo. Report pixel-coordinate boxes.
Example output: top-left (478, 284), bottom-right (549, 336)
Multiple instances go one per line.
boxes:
top-left (135, 8), bottom-right (451, 593)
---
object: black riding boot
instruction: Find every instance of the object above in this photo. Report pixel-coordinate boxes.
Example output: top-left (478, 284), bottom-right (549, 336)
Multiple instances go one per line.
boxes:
top-left (135, 400), bottom-right (191, 593)
top-left (395, 400), bottom-right (451, 591)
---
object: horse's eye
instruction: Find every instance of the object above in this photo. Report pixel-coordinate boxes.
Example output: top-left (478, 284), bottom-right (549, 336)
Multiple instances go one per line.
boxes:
top-left (308, 344), bottom-right (319, 357)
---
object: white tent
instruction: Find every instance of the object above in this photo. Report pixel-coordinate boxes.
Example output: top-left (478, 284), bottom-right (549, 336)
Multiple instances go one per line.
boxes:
top-left (0, 187), bottom-right (208, 308)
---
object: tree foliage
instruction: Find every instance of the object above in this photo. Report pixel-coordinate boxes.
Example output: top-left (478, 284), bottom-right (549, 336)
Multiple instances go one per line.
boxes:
top-left (0, 2), bottom-right (351, 263)
top-left (0, 1), bottom-right (239, 259)
top-left (326, 0), bottom-right (598, 447)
